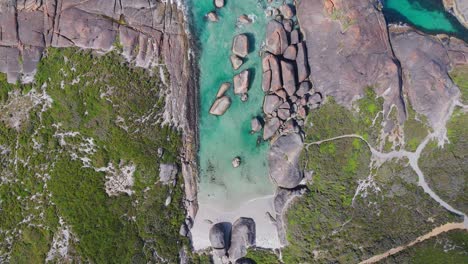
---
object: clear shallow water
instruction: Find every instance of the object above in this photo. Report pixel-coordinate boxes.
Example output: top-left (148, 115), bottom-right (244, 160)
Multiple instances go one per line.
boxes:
top-left (382, 0), bottom-right (468, 41)
top-left (191, 0), bottom-right (275, 211)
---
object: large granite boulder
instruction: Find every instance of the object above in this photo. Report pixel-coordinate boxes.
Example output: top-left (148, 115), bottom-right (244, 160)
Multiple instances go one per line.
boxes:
top-left (263, 95), bottom-right (283, 115)
top-left (210, 223), bottom-right (228, 249)
top-left (234, 70), bottom-right (250, 94)
top-left (268, 133), bottom-right (303, 188)
top-left (265, 20), bottom-right (289, 55)
top-left (262, 53), bottom-right (282, 92)
top-left (216, 82), bottom-right (231, 98)
top-left (263, 117), bottom-right (281, 140)
top-left (228, 217), bottom-right (256, 261)
top-left (209, 96), bottom-right (231, 116)
top-left (215, 0), bottom-right (225, 8)
top-left (251, 117), bottom-right (263, 133)
top-left (231, 55), bottom-right (243, 70)
top-left (281, 60), bottom-right (297, 96)
top-left (232, 34), bottom-right (249, 58)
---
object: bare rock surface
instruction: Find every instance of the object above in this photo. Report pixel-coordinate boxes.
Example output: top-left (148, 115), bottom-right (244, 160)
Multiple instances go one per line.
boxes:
top-left (209, 223), bottom-right (228, 250)
top-left (228, 217), bottom-right (256, 261)
top-left (263, 95), bottom-right (283, 115)
top-left (281, 60), bottom-right (297, 96)
top-left (296, 0), bottom-right (403, 120)
top-left (389, 27), bottom-right (467, 128)
top-left (263, 117), bottom-right (281, 140)
top-left (268, 133), bottom-right (303, 189)
top-left (251, 117), bottom-right (263, 133)
top-left (209, 96), bottom-right (232, 116)
top-left (232, 34), bottom-right (249, 58)
top-left (265, 20), bottom-right (289, 55)
top-left (159, 164), bottom-right (178, 185)
top-left (262, 53), bottom-right (282, 92)
top-left (231, 55), bottom-right (243, 70)
top-left (234, 70), bottom-right (250, 94)
top-left (216, 82), bottom-right (231, 98)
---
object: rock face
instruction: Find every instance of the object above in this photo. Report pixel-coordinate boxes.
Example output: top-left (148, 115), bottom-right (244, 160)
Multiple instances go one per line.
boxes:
top-left (268, 133), bottom-right (303, 188)
top-left (159, 164), bottom-right (178, 185)
top-left (234, 70), bottom-right (250, 94)
top-left (228, 217), bottom-right (256, 261)
top-left (265, 20), bottom-right (289, 55)
top-left (209, 223), bottom-right (227, 249)
top-left (232, 34), bottom-right (249, 58)
top-left (296, 0), bottom-right (403, 121)
top-left (209, 96), bottom-right (231, 116)
top-left (389, 27), bottom-right (467, 128)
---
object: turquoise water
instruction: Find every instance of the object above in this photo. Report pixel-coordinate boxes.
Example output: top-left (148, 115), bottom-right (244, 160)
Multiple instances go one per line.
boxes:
top-left (382, 0), bottom-right (468, 41)
top-left (191, 0), bottom-right (277, 211)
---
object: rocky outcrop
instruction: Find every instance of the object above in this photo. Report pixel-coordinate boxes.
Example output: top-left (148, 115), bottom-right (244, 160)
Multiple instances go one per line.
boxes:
top-left (263, 117), bottom-right (281, 140)
top-left (268, 133), bottom-right (303, 188)
top-left (265, 20), bottom-right (289, 55)
top-left (228, 217), bottom-right (256, 261)
top-left (389, 27), bottom-right (468, 129)
top-left (296, 0), bottom-right (404, 122)
top-left (443, 0), bottom-right (468, 28)
top-left (209, 96), bottom-right (231, 116)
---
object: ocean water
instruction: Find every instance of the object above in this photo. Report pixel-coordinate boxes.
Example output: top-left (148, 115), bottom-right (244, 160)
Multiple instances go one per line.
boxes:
top-left (382, 0), bottom-right (468, 41)
top-left (191, 0), bottom-right (276, 211)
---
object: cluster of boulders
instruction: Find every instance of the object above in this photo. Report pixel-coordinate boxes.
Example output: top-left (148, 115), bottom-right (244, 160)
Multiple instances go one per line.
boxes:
top-left (209, 217), bottom-right (256, 262)
top-left (250, 4), bottom-right (323, 141)
top-left (206, 0), bottom-right (225, 22)
top-left (209, 30), bottom-right (252, 116)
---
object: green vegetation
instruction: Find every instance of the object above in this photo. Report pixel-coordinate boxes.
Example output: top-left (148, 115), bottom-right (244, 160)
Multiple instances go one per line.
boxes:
top-left (449, 65), bottom-right (468, 103)
top-left (420, 108), bottom-right (467, 214)
top-left (384, 230), bottom-right (468, 264)
top-left (0, 48), bottom-right (185, 262)
top-left (403, 99), bottom-right (431, 152)
top-left (304, 87), bottom-right (384, 146)
top-left (284, 87), bottom-right (459, 263)
top-left (245, 248), bottom-right (280, 264)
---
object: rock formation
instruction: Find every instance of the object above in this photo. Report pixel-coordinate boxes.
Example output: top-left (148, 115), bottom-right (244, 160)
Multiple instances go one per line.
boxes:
top-left (443, 0), bottom-right (468, 28)
top-left (216, 82), bottom-right (231, 98)
top-left (228, 217), bottom-right (256, 261)
top-left (268, 133), bottom-right (303, 188)
top-left (159, 163), bottom-right (178, 185)
top-left (234, 70), bottom-right (250, 95)
top-left (209, 96), bottom-right (231, 116)
top-left (232, 34), bottom-right (249, 58)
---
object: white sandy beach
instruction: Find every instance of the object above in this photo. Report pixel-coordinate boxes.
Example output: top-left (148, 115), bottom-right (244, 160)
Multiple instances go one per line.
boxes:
top-left (191, 194), bottom-right (281, 250)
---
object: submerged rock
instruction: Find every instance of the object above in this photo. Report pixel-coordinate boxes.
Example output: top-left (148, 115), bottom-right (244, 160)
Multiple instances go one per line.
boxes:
top-left (234, 70), bottom-right (250, 94)
top-left (230, 55), bottom-right (244, 70)
top-left (207, 11), bottom-right (219, 22)
top-left (228, 217), bottom-right (256, 261)
top-left (232, 34), bottom-right (249, 58)
top-left (268, 133), bottom-right (303, 188)
top-left (238, 14), bottom-right (253, 24)
top-left (209, 96), bottom-right (231, 116)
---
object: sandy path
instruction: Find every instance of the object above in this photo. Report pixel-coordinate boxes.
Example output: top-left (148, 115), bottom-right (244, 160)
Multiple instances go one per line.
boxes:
top-left (359, 222), bottom-right (467, 264)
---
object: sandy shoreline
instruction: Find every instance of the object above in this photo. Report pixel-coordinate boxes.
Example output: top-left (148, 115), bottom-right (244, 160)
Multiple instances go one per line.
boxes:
top-left (191, 194), bottom-right (281, 250)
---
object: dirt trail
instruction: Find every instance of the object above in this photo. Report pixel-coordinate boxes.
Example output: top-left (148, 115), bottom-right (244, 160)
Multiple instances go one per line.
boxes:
top-left (359, 222), bottom-right (467, 264)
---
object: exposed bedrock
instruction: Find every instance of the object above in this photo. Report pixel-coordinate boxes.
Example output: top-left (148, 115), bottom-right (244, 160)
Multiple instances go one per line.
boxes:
top-left (389, 27), bottom-right (468, 128)
top-left (268, 133), bottom-right (303, 189)
top-left (443, 0), bottom-right (468, 28)
top-left (0, 0), bottom-right (199, 229)
top-left (296, 0), bottom-right (405, 122)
